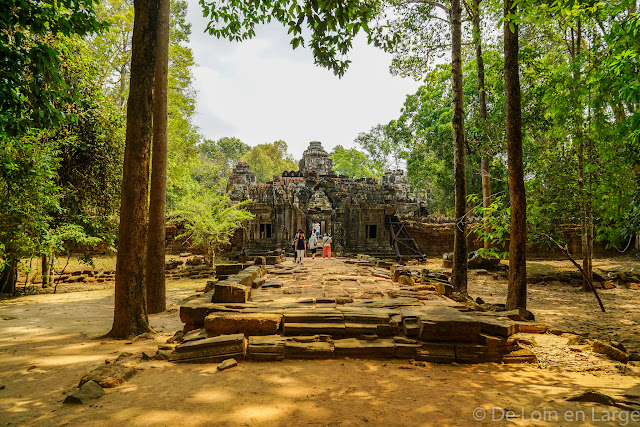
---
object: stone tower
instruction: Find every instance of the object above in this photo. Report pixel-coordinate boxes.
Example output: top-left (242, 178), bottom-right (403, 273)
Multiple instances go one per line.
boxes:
top-left (298, 141), bottom-right (333, 175)
top-left (226, 160), bottom-right (256, 199)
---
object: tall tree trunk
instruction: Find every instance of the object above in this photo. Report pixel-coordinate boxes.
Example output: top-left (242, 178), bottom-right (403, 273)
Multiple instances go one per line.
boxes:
top-left (41, 255), bottom-right (52, 288)
top-left (146, 0), bottom-right (169, 314)
top-left (0, 258), bottom-right (18, 294)
top-left (504, 0), bottom-right (527, 309)
top-left (473, 0), bottom-right (491, 251)
top-left (450, 0), bottom-right (467, 294)
top-left (109, 0), bottom-right (160, 339)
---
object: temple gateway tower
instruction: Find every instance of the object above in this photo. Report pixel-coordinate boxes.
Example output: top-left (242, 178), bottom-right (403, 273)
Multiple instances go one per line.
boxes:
top-left (226, 141), bottom-right (420, 256)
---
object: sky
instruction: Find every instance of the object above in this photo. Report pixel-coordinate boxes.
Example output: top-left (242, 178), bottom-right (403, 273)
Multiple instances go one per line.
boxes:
top-left (185, 0), bottom-right (423, 161)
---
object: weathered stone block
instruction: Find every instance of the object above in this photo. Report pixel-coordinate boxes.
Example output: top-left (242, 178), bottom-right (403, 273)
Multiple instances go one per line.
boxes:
top-left (170, 334), bottom-right (246, 363)
top-left (435, 282), bottom-right (453, 296)
top-left (215, 264), bottom-right (246, 277)
top-left (415, 343), bottom-right (456, 363)
top-left (418, 310), bottom-right (482, 342)
top-left (63, 381), bottom-right (105, 404)
top-left (284, 341), bottom-right (334, 359)
top-left (334, 338), bottom-right (396, 358)
top-left (284, 323), bottom-right (346, 337)
top-left (283, 309), bottom-right (344, 323)
top-left (478, 318), bottom-right (518, 337)
top-left (204, 312), bottom-right (281, 336)
top-left (514, 322), bottom-right (546, 334)
top-left (79, 363), bottom-right (139, 388)
top-left (246, 336), bottom-right (286, 361)
top-left (592, 340), bottom-right (629, 363)
top-left (211, 283), bottom-right (250, 303)
top-left (454, 343), bottom-right (486, 363)
top-left (502, 348), bottom-right (538, 364)
top-left (180, 297), bottom-right (217, 326)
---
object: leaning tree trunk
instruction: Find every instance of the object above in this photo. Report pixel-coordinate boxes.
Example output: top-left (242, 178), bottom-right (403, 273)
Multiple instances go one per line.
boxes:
top-left (109, 0), bottom-right (160, 338)
top-left (473, 0), bottom-right (491, 251)
top-left (450, 0), bottom-right (468, 294)
top-left (504, 0), bottom-right (526, 309)
top-left (146, 0), bottom-right (169, 314)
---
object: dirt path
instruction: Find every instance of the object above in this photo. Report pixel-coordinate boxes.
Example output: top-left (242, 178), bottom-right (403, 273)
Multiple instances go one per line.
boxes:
top-left (2, 257), bottom-right (640, 426)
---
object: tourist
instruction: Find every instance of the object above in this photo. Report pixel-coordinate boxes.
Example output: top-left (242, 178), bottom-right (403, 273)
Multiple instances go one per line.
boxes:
top-left (292, 229), bottom-right (302, 263)
top-left (308, 232), bottom-right (318, 259)
top-left (312, 222), bottom-right (320, 237)
top-left (295, 230), bottom-right (307, 265)
top-left (322, 233), bottom-right (332, 259)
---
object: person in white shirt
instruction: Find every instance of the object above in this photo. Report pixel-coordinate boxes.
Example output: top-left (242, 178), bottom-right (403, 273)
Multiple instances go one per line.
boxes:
top-left (308, 233), bottom-right (318, 259)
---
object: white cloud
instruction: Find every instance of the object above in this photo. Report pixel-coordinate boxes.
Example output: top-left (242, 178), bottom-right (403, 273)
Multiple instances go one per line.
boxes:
top-left (187, 0), bottom-right (422, 160)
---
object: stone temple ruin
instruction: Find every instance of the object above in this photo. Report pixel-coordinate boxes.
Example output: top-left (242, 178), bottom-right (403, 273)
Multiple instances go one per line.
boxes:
top-left (226, 141), bottom-right (423, 258)
top-left (165, 143), bottom-right (544, 366)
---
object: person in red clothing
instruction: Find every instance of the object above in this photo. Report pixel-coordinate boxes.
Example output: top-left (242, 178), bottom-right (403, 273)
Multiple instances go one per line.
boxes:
top-left (322, 233), bottom-right (332, 259)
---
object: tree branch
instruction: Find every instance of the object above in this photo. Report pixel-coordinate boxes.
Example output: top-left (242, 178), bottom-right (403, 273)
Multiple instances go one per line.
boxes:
top-left (405, 0), bottom-right (451, 14)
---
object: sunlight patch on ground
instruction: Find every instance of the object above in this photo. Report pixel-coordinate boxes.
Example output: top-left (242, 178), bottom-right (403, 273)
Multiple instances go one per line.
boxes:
top-left (190, 388), bottom-right (233, 404)
top-left (35, 353), bottom-right (107, 367)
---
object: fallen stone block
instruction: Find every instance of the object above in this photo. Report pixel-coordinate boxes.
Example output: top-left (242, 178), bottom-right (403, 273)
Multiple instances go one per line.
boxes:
top-left (63, 381), bottom-right (105, 404)
top-left (262, 281), bottom-right (283, 289)
top-left (180, 298), bottom-right (218, 327)
top-left (253, 277), bottom-right (267, 288)
top-left (204, 312), bottom-right (282, 337)
top-left (592, 340), bottom-right (629, 363)
top-left (211, 283), bottom-right (250, 303)
top-left (477, 318), bottom-right (518, 337)
top-left (435, 282), bottom-right (453, 296)
top-left (284, 341), bottom-right (334, 359)
top-left (217, 358), bottom-right (238, 371)
top-left (246, 336), bottom-right (286, 361)
top-left (170, 334), bottom-right (246, 363)
top-left (514, 322), bottom-right (546, 334)
top-left (415, 343), bottom-right (456, 363)
top-left (183, 328), bottom-right (208, 342)
top-left (79, 363), bottom-right (139, 388)
top-left (334, 338), bottom-right (396, 358)
top-left (419, 311), bottom-right (482, 343)
top-left (502, 348), bottom-right (538, 364)
top-left (215, 264), bottom-right (246, 277)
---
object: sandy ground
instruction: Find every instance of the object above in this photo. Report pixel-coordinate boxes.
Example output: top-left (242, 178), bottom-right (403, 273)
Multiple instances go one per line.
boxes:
top-left (2, 256), bottom-right (640, 426)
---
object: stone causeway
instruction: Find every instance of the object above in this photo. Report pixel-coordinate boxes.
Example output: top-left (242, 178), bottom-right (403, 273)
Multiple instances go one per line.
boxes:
top-left (170, 256), bottom-right (544, 364)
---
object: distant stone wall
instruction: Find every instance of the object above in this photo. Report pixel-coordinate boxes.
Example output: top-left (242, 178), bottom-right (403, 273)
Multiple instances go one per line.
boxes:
top-left (406, 221), bottom-right (630, 258)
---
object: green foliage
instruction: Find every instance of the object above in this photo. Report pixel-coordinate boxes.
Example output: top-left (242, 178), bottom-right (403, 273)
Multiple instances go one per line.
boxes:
top-left (0, 132), bottom-right (61, 265)
top-left (0, 0), bottom-right (106, 134)
top-left (243, 140), bottom-right (297, 183)
top-left (199, 0), bottom-right (386, 77)
top-left (329, 145), bottom-right (380, 179)
top-left (469, 195), bottom-right (510, 260)
top-left (172, 192), bottom-right (254, 264)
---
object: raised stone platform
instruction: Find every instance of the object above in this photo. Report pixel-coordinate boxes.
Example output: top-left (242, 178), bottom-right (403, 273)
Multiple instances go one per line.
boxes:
top-left (172, 256), bottom-right (543, 364)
